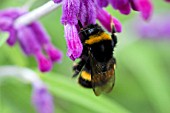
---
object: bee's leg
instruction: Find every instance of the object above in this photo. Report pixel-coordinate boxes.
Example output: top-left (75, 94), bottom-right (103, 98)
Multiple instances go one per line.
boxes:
top-left (78, 20), bottom-right (87, 43)
top-left (78, 20), bottom-right (83, 29)
top-left (111, 25), bottom-right (117, 47)
top-left (72, 58), bottom-right (86, 77)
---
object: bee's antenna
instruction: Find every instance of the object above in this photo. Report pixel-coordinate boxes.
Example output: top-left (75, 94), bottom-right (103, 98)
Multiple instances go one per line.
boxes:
top-left (110, 17), bottom-right (116, 34)
top-left (111, 24), bottom-right (116, 34)
top-left (78, 20), bottom-right (83, 29)
top-left (77, 20), bottom-right (87, 42)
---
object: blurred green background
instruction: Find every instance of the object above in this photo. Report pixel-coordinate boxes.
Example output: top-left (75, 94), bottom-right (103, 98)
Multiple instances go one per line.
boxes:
top-left (0, 0), bottom-right (170, 113)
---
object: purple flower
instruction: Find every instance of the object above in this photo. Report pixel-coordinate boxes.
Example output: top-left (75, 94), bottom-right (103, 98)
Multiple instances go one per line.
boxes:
top-left (96, 0), bottom-right (109, 8)
top-left (54, 0), bottom-right (155, 60)
top-left (60, 0), bottom-right (120, 60)
top-left (0, 8), bottom-right (62, 72)
top-left (130, 0), bottom-right (153, 20)
top-left (64, 24), bottom-right (83, 60)
top-left (29, 22), bottom-right (62, 62)
top-left (32, 84), bottom-right (54, 113)
top-left (61, 0), bottom-right (80, 25)
top-left (107, 0), bottom-right (153, 20)
top-left (165, 0), bottom-right (170, 2)
top-left (108, 0), bottom-right (131, 15)
top-left (133, 14), bottom-right (170, 40)
top-left (97, 9), bottom-right (122, 33)
top-left (61, 0), bottom-right (83, 60)
top-left (0, 8), bottom-right (22, 46)
top-left (53, 0), bottom-right (62, 3)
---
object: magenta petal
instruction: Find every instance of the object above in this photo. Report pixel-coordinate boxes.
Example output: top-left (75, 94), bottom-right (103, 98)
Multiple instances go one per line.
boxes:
top-left (129, 0), bottom-right (139, 11)
top-left (61, 0), bottom-right (80, 25)
top-left (118, 2), bottom-right (131, 15)
top-left (83, 0), bottom-right (96, 25)
top-left (35, 52), bottom-right (52, 72)
top-left (6, 28), bottom-right (17, 46)
top-left (29, 22), bottom-right (50, 45)
top-left (109, 0), bottom-right (131, 15)
top-left (112, 17), bottom-right (122, 33)
top-left (97, 9), bottom-right (122, 33)
top-left (78, 2), bottom-right (87, 26)
top-left (135, 0), bottom-right (153, 20)
top-left (17, 26), bottom-right (41, 55)
top-left (64, 24), bottom-right (83, 61)
top-left (53, 0), bottom-right (62, 3)
top-left (46, 44), bottom-right (63, 62)
top-left (96, 0), bottom-right (109, 8)
top-left (0, 17), bottom-right (13, 30)
top-left (109, 0), bottom-right (127, 9)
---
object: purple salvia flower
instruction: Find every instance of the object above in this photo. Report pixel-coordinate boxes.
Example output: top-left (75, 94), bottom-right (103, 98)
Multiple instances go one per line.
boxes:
top-left (29, 22), bottom-right (62, 62)
top-left (29, 22), bottom-right (50, 45)
top-left (133, 14), bottom-right (170, 40)
top-left (45, 45), bottom-right (63, 62)
top-left (17, 26), bottom-right (41, 55)
top-left (53, 0), bottom-right (62, 3)
top-left (97, 9), bottom-right (122, 33)
top-left (129, 0), bottom-right (139, 11)
top-left (61, 0), bottom-right (83, 60)
top-left (106, 0), bottom-right (153, 20)
top-left (0, 17), bottom-right (13, 30)
top-left (78, 1), bottom-right (87, 26)
top-left (6, 28), bottom-right (17, 46)
top-left (35, 52), bottom-right (53, 72)
top-left (64, 24), bottom-right (83, 60)
top-left (17, 26), bottom-right (52, 72)
top-left (0, 9), bottom-right (21, 46)
top-left (131, 0), bottom-right (153, 20)
top-left (32, 85), bottom-right (54, 113)
top-left (0, 8), bottom-right (62, 72)
top-left (96, 0), bottom-right (109, 8)
top-left (61, 0), bottom-right (80, 25)
top-left (83, 0), bottom-right (96, 25)
top-left (108, 0), bottom-right (131, 15)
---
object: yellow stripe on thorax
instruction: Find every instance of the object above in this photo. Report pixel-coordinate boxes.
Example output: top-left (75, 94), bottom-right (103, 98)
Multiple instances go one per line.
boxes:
top-left (81, 71), bottom-right (91, 81)
top-left (85, 32), bottom-right (111, 45)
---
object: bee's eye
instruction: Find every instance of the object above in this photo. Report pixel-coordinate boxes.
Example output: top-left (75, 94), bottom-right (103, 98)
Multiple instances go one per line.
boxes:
top-left (101, 65), bottom-right (107, 72)
top-left (88, 29), bottom-right (93, 34)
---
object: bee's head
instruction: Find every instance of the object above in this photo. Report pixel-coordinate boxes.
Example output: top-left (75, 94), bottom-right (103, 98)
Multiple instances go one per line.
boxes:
top-left (79, 24), bottom-right (103, 37)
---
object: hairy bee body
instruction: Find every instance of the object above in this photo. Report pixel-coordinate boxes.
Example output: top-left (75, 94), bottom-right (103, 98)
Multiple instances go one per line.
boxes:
top-left (73, 23), bottom-right (117, 96)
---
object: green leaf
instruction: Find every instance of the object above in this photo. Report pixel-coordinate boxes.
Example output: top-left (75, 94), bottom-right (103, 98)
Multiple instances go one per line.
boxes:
top-left (0, 32), bottom-right (9, 47)
top-left (42, 73), bottom-right (132, 113)
top-left (0, 77), bottom-right (36, 113)
top-left (118, 40), bottom-right (170, 113)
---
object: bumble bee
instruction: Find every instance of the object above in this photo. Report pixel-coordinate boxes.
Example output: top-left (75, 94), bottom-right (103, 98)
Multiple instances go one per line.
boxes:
top-left (73, 20), bottom-right (117, 96)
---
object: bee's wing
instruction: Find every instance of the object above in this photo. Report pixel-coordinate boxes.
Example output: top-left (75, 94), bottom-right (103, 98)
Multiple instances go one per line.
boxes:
top-left (90, 54), bottom-right (116, 96)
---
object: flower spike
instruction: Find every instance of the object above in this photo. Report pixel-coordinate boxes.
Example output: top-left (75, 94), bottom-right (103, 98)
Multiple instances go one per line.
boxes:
top-left (64, 24), bottom-right (83, 61)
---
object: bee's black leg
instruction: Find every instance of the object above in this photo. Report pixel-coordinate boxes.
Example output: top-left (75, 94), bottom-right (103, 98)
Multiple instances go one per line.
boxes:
top-left (78, 20), bottom-right (87, 43)
top-left (72, 59), bottom-right (86, 77)
top-left (78, 20), bottom-right (83, 29)
top-left (111, 25), bottom-right (117, 47)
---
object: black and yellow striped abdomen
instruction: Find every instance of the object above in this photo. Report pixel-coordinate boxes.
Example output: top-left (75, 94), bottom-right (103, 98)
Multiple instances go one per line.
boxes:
top-left (78, 70), bottom-right (92, 88)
